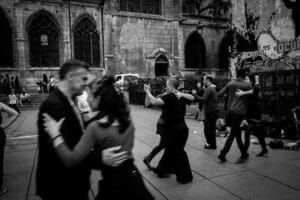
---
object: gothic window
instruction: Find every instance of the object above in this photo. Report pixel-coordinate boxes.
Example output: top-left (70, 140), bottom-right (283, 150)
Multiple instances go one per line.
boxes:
top-left (219, 37), bottom-right (230, 70)
top-left (185, 31), bottom-right (206, 69)
top-left (182, 0), bottom-right (198, 15)
top-left (120, 0), bottom-right (161, 15)
top-left (28, 12), bottom-right (59, 67)
top-left (0, 9), bottom-right (13, 67)
top-left (73, 17), bottom-right (100, 67)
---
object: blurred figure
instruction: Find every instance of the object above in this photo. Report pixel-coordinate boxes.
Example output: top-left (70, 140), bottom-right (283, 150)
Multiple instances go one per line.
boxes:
top-left (0, 102), bottom-right (19, 196)
top-left (8, 89), bottom-right (20, 114)
top-left (20, 90), bottom-right (32, 107)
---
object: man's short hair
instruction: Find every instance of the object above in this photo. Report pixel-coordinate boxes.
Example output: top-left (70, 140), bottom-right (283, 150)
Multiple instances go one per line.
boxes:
top-left (236, 68), bottom-right (246, 78)
top-left (168, 77), bottom-right (180, 89)
top-left (59, 59), bottom-right (90, 80)
top-left (204, 75), bottom-right (214, 83)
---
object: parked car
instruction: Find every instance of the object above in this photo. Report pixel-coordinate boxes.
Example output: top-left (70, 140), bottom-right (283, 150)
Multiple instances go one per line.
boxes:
top-left (115, 73), bottom-right (140, 89)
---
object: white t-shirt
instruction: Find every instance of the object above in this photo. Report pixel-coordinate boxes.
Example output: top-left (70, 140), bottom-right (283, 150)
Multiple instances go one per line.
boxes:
top-left (9, 94), bottom-right (18, 104)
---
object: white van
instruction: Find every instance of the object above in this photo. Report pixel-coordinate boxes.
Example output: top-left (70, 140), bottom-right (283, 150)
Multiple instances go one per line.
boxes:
top-left (115, 73), bottom-right (139, 86)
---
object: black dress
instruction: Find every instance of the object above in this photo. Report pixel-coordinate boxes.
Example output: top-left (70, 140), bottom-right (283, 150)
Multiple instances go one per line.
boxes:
top-left (155, 93), bottom-right (193, 184)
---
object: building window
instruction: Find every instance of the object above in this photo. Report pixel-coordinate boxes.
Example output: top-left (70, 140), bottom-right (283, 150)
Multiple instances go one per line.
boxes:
top-left (73, 17), bottom-right (100, 67)
top-left (182, 0), bottom-right (198, 16)
top-left (28, 12), bottom-right (60, 67)
top-left (155, 55), bottom-right (169, 77)
top-left (120, 0), bottom-right (161, 15)
top-left (0, 9), bottom-right (13, 67)
top-left (185, 31), bottom-right (206, 69)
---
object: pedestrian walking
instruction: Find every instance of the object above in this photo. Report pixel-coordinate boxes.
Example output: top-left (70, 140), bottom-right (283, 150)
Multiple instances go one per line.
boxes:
top-left (43, 76), bottom-right (154, 200)
top-left (8, 89), bottom-right (20, 114)
top-left (217, 68), bottom-right (253, 164)
top-left (144, 77), bottom-right (194, 184)
top-left (237, 75), bottom-right (268, 156)
top-left (0, 102), bottom-right (19, 196)
top-left (36, 60), bottom-right (128, 200)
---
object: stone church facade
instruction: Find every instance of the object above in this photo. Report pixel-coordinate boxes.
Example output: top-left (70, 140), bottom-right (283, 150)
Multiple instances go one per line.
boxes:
top-left (0, 0), bottom-right (230, 90)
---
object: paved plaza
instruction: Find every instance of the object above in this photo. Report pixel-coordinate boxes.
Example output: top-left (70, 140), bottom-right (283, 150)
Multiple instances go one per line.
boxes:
top-left (1, 106), bottom-right (300, 200)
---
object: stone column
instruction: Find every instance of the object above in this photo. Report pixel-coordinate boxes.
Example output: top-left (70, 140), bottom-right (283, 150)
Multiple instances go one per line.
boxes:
top-left (62, 4), bottom-right (71, 62)
top-left (15, 7), bottom-right (26, 70)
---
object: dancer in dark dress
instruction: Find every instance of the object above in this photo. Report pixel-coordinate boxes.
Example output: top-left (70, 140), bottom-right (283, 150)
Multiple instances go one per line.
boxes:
top-left (144, 77), bottom-right (194, 184)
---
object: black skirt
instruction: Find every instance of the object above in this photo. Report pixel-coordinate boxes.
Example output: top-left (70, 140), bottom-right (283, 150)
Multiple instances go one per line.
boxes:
top-left (97, 159), bottom-right (154, 200)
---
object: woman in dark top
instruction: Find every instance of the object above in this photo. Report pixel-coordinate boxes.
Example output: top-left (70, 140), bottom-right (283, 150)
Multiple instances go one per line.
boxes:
top-left (237, 75), bottom-right (268, 156)
top-left (43, 76), bottom-right (153, 200)
top-left (144, 77), bottom-right (194, 184)
top-left (0, 102), bottom-right (19, 196)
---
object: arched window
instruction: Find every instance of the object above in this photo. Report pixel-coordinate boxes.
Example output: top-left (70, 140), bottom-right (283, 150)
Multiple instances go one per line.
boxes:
top-left (185, 32), bottom-right (206, 69)
top-left (28, 11), bottom-right (60, 67)
top-left (0, 8), bottom-right (13, 67)
top-left (155, 55), bottom-right (169, 77)
top-left (120, 0), bottom-right (161, 15)
top-left (73, 17), bottom-right (100, 67)
top-left (182, 0), bottom-right (197, 15)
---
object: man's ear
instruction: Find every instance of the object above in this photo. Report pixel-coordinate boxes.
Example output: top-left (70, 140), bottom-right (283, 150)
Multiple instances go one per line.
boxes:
top-left (65, 71), bottom-right (74, 81)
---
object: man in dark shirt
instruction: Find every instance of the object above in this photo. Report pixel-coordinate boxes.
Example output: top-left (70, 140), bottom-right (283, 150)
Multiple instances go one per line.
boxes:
top-left (193, 75), bottom-right (218, 149)
top-left (217, 68), bottom-right (252, 164)
top-left (36, 60), bottom-right (128, 200)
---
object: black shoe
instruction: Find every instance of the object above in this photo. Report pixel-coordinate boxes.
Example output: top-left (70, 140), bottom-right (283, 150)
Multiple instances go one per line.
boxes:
top-left (256, 149), bottom-right (268, 157)
top-left (143, 157), bottom-right (153, 171)
top-left (235, 155), bottom-right (249, 164)
top-left (218, 154), bottom-right (227, 162)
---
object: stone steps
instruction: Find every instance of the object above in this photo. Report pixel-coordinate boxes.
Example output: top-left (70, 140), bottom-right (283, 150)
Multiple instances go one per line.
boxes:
top-left (0, 93), bottom-right (48, 110)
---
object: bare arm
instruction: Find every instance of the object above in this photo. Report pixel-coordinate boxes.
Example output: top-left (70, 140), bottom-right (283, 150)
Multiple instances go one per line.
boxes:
top-left (235, 89), bottom-right (253, 97)
top-left (176, 91), bottom-right (195, 101)
top-left (0, 102), bottom-right (19, 129)
top-left (144, 85), bottom-right (164, 106)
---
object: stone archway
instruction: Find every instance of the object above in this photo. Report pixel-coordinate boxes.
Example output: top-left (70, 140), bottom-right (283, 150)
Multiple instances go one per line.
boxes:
top-left (146, 48), bottom-right (176, 77)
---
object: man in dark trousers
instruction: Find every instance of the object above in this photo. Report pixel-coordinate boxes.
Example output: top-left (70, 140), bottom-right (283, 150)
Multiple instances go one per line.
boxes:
top-left (217, 68), bottom-right (252, 164)
top-left (193, 75), bottom-right (218, 149)
top-left (36, 59), bottom-right (128, 200)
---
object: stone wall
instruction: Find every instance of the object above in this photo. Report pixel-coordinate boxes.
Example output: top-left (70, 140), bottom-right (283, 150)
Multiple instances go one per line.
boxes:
top-left (0, 0), bottom-right (229, 92)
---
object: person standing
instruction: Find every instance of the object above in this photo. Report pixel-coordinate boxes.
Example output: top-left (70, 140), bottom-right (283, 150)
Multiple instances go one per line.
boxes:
top-left (217, 68), bottom-right (252, 164)
top-left (144, 77), bottom-right (194, 184)
top-left (8, 89), bottom-right (20, 114)
top-left (36, 60), bottom-right (128, 200)
top-left (193, 75), bottom-right (218, 149)
top-left (0, 102), bottom-right (19, 196)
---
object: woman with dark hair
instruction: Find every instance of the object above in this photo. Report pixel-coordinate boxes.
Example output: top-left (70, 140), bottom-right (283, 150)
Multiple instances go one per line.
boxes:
top-left (144, 77), bottom-right (194, 184)
top-left (43, 76), bottom-right (154, 200)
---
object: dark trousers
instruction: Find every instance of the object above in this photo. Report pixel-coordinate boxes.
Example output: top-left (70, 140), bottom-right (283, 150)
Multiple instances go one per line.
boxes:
top-left (244, 122), bottom-right (267, 152)
top-left (0, 128), bottom-right (6, 189)
top-left (156, 122), bottom-right (193, 183)
top-left (98, 160), bottom-right (154, 200)
top-left (220, 113), bottom-right (247, 157)
top-left (204, 112), bottom-right (217, 147)
top-left (147, 133), bottom-right (166, 161)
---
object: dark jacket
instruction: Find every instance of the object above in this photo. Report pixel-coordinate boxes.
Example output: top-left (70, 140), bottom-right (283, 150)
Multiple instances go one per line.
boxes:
top-left (36, 88), bottom-right (91, 199)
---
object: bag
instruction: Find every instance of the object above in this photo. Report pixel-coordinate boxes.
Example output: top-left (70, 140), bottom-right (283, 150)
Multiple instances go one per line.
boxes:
top-left (269, 140), bottom-right (284, 149)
